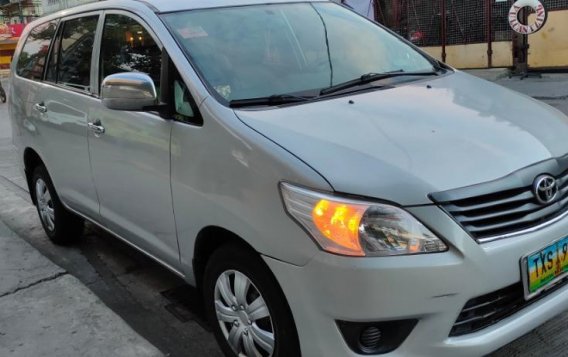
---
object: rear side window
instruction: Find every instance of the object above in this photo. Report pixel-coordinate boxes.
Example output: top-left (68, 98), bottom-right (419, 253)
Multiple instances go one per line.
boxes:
top-left (55, 15), bottom-right (99, 91)
top-left (16, 21), bottom-right (57, 80)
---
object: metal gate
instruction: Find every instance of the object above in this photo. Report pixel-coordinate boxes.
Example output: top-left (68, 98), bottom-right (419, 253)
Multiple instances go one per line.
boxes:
top-left (374, 0), bottom-right (568, 69)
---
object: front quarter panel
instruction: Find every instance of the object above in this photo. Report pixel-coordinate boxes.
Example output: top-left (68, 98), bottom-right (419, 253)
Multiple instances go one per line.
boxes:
top-left (171, 97), bottom-right (332, 283)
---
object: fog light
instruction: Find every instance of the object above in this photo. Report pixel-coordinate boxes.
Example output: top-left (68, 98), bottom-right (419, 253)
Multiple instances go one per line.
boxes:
top-left (337, 319), bottom-right (418, 355)
top-left (359, 326), bottom-right (382, 353)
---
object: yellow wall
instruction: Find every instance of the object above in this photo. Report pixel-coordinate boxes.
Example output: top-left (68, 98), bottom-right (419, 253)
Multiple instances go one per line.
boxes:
top-left (422, 42), bottom-right (512, 69)
top-left (445, 43), bottom-right (487, 68)
top-left (421, 46), bottom-right (443, 62)
top-left (422, 44), bottom-right (493, 69)
top-left (492, 42), bottom-right (513, 68)
top-left (528, 10), bottom-right (568, 69)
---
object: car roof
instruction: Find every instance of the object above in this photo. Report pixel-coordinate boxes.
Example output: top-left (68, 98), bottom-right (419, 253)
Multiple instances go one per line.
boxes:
top-left (145, 0), bottom-right (329, 13)
top-left (25, 0), bottom-right (330, 32)
top-left (46, 0), bottom-right (329, 15)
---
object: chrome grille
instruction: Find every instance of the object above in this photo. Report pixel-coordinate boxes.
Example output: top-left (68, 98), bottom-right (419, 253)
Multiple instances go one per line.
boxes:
top-left (432, 168), bottom-right (568, 240)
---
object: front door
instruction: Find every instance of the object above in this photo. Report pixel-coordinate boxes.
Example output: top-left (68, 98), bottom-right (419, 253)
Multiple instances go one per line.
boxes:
top-left (87, 11), bottom-right (180, 271)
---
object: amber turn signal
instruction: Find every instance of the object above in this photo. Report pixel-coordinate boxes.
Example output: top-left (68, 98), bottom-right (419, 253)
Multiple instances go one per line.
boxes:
top-left (312, 200), bottom-right (367, 256)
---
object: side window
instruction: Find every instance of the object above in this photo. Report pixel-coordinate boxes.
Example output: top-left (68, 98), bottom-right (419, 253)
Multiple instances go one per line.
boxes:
top-left (16, 21), bottom-right (57, 80)
top-left (174, 79), bottom-right (194, 119)
top-left (56, 16), bottom-right (99, 91)
top-left (100, 14), bottom-right (161, 92)
top-left (170, 66), bottom-right (201, 125)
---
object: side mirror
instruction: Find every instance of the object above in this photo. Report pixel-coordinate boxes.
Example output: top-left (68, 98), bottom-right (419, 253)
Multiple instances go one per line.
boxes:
top-left (101, 72), bottom-right (158, 111)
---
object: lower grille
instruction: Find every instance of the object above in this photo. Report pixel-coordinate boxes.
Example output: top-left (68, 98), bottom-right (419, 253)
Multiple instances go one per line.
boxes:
top-left (450, 278), bottom-right (568, 337)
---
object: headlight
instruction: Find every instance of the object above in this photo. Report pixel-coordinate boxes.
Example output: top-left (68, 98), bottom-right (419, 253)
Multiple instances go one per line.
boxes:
top-left (280, 183), bottom-right (447, 257)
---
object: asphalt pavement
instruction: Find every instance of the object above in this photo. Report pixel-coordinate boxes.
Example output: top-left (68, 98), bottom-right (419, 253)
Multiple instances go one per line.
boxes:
top-left (2, 74), bottom-right (568, 357)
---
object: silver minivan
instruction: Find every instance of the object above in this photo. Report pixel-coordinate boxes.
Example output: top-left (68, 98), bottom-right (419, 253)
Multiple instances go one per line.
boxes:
top-left (10, 0), bottom-right (568, 356)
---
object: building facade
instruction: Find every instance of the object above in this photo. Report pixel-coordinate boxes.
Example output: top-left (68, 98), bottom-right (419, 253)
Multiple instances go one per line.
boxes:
top-left (0, 0), bottom-right (94, 70)
top-left (0, 0), bottom-right (42, 24)
top-left (41, 0), bottom-right (93, 15)
top-left (0, 0), bottom-right (40, 70)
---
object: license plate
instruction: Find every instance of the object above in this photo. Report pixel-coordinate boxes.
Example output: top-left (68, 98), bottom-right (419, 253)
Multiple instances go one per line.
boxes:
top-left (521, 236), bottom-right (568, 300)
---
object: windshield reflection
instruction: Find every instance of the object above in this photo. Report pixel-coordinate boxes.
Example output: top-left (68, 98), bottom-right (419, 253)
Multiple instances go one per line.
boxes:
top-left (163, 2), bottom-right (435, 103)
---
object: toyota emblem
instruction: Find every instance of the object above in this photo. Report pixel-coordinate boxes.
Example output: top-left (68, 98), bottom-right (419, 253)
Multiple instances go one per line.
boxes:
top-left (533, 174), bottom-right (558, 204)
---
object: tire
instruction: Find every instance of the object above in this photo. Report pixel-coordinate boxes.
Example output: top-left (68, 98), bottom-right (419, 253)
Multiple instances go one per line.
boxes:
top-left (203, 243), bottom-right (301, 357)
top-left (32, 165), bottom-right (84, 245)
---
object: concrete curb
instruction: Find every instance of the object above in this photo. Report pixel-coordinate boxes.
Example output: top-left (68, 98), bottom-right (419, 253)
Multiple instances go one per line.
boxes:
top-left (464, 68), bottom-right (511, 81)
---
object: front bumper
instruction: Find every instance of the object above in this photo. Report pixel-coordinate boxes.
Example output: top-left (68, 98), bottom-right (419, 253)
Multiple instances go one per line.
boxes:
top-left (264, 205), bottom-right (568, 356)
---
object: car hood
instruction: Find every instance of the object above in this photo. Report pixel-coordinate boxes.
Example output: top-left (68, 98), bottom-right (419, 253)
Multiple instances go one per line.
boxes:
top-left (234, 72), bottom-right (568, 205)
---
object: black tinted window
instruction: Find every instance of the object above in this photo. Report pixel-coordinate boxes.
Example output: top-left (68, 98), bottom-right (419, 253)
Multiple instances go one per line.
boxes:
top-left (100, 14), bottom-right (161, 91)
top-left (16, 21), bottom-right (57, 80)
top-left (57, 16), bottom-right (98, 91)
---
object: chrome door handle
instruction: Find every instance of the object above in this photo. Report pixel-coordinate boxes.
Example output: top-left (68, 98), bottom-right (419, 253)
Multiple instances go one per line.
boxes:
top-left (34, 103), bottom-right (47, 113)
top-left (88, 121), bottom-right (105, 135)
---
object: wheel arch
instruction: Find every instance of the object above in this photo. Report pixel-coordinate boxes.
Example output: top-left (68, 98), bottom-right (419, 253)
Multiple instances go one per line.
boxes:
top-left (196, 225), bottom-right (302, 356)
top-left (23, 147), bottom-right (46, 204)
top-left (193, 226), bottom-right (262, 289)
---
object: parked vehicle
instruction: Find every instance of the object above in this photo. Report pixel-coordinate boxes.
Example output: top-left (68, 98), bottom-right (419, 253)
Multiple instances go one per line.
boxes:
top-left (9, 0), bottom-right (568, 356)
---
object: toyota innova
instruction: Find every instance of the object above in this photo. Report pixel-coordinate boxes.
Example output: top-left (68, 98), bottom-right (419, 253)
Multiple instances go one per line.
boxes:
top-left (10, 1), bottom-right (568, 356)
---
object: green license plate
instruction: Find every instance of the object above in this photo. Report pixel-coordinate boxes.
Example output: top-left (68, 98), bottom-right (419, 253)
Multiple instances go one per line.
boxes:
top-left (522, 236), bottom-right (568, 299)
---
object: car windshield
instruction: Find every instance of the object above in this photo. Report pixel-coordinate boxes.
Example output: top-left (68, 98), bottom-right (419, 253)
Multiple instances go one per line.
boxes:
top-left (162, 2), bottom-right (436, 104)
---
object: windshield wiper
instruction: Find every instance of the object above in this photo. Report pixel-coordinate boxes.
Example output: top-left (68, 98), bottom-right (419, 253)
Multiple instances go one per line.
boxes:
top-left (229, 94), bottom-right (315, 108)
top-left (229, 70), bottom-right (440, 107)
top-left (320, 71), bottom-right (439, 96)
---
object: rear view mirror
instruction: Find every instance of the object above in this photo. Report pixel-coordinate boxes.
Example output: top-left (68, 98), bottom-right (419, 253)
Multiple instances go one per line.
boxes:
top-left (101, 72), bottom-right (158, 111)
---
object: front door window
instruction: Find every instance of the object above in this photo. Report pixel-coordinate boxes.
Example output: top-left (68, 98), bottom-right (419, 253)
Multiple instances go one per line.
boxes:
top-left (99, 14), bottom-right (161, 92)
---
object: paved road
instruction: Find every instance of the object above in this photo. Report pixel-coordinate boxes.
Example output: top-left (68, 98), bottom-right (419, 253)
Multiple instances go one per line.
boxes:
top-left (1, 77), bottom-right (568, 357)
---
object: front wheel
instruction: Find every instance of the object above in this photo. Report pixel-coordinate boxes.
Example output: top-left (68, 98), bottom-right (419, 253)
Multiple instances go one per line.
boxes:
top-left (203, 244), bottom-right (301, 357)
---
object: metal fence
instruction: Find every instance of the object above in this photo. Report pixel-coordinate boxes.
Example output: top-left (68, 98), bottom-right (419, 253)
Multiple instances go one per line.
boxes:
top-left (375, 0), bottom-right (568, 47)
top-left (548, 0), bottom-right (568, 9)
top-left (376, 0), bottom-right (443, 46)
top-left (492, 1), bottom-right (513, 42)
